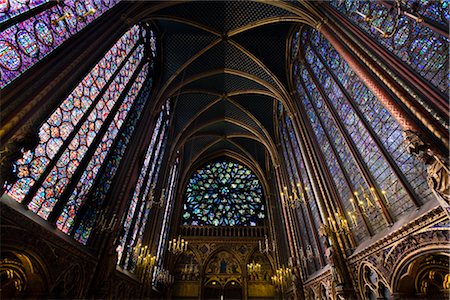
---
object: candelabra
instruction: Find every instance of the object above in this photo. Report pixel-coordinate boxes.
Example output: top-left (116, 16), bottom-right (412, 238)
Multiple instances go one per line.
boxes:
top-left (247, 261), bottom-right (261, 274)
top-left (327, 212), bottom-right (352, 235)
top-left (271, 266), bottom-right (292, 288)
top-left (259, 234), bottom-right (275, 254)
top-left (181, 256), bottom-right (199, 280)
top-left (354, 0), bottom-right (423, 38)
top-left (77, 7), bottom-right (97, 21)
top-left (133, 245), bottom-right (157, 282)
top-left (51, 12), bottom-right (72, 25)
top-left (345, 185), bottom-right (390, 227)
top-left (282, 183), bottom-right (308, 208)
top-left (154, 267), bottom-right (174, 286)
top-left (96, 213), bottom-right (117, 233)
top-left (168, 235), bottom-right (188, 255)
top-left (147, 185), bottom-right (164, 209)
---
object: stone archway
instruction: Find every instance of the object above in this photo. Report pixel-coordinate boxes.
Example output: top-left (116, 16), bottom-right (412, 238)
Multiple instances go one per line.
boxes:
top-left (203, 250), bottom-right (243, 300)
top-left (394, 252), bottom-right (450, 299)
top-left (0, 250), bottom-right (48, 299)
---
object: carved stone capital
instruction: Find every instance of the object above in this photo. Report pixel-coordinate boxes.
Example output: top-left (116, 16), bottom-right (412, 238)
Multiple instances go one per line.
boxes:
top-left (402, 130), bottom-right (433, 163)
top-left (402, 129), bottom-right (450, 216)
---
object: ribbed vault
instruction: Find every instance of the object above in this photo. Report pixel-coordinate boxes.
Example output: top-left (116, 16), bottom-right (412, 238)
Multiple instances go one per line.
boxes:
top-left (126, 0), bottom-right (322, 174)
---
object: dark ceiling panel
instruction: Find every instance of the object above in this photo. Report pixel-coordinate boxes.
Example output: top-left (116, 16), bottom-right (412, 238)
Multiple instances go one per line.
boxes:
top-left (232, 23), bottom-right (291, 88)
top-left (185, 100), bottom-right (266, 139)
top-left (195, 121), bottom-right (253, 137)
top-left (155, 1), bottom-right (295, 33)
top-left (231, 94), bottom-right (275, 138)
top-left (173, 93), bottom-right (219, 134)
top-left (156, 2), bottom-right (226, 33)
top-left (201, 140), bottom-right (248, 160)
top-left (158, 24), bottom-right (218, 83)
top-left (183, 73), bottom-right (269, 93)
top-left (183, 135), bottom-right (219, 165)
top-left (231, 137), bottom-right (267, 174)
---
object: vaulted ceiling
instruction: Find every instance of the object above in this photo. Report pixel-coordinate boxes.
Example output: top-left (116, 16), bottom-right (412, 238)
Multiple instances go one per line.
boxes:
top-left (127, 1), bottom-right (322, 176)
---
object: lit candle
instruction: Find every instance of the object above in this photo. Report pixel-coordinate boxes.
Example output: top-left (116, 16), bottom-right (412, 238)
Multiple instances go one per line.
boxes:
top-left (350, 198), bottom-right (356, 210)
top-left (381, 190), bottom-right (390, 205)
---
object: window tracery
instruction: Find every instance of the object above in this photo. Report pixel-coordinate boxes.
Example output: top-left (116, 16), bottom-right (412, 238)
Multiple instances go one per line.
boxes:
top-left (1, 0), bottom-right (120, 88)
top-left (287, 25), bottom-right (433, 241)
top-left (182, 161), bottom-right (265, 227)
top-left (4, 24), bottom-right (156, 246)
top-left (329, 0), bottom-right (449, 95)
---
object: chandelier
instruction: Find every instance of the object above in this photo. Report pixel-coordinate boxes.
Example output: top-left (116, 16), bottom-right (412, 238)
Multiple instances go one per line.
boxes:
top-left (247, 261), bottom-right (261, 274)
top-left (281, 184), bottom-right (307, 208)
top-left (354, 0), bottom-right (423, 38)
top-left (154, 267), bottom-right (174, 286)
top-left (183, 257), bottom-right (198, 276)
top-left (271, 266), bottom-right (292, 287)
top-left (168, 235), bottom-right (188, 255)
top-left (259, 234), bottom-right (275, 254)
top-left (133, 245), bottom-right (157, 282)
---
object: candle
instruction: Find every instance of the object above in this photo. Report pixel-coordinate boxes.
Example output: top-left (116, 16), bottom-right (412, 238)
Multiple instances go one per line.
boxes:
top-left (350, 198), bottom-right (356, 210)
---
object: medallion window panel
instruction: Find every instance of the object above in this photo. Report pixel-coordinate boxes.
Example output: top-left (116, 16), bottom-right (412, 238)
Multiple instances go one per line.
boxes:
top-left (4, 25), bottom-right (153, 228)
top-left (1, 0), bottom-right (121, 88)
top-left (116, 101), bottom-right (170, 270)
top-left (74, 77), bottom-right (155, 245)
top-left (5, 25), bottom-right (141, 203)
top-left (1, 0), bottom-right (50, 23)
top-left (183, 161), bottom-right (265, 227)
top-left (328, 0), bottom-right (449, 95)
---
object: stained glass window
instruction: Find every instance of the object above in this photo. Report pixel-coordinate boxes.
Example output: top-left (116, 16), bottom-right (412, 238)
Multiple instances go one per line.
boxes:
top-left (116, 100), bottom-right (170, 270)
top-left (0, 0), bottom-right (120, 88)
top-left (1, 0), bottom-right (50, 24)
top-left (183, 161), bottom-right (265, 227)
top-left (74, 77), bottom-right (155, 245)
top-left (290, 26), bottom-right (433, 240)
top-left (4, 24), bottom-right (157, 245)
top-left (328, 0), bottom-right (449, 95)
top-left (153, 158), bottom-right (179, 285)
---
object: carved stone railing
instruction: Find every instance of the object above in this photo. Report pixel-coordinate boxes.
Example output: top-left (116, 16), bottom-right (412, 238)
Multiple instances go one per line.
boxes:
top-left (179, 226), bottom-right (266, 238)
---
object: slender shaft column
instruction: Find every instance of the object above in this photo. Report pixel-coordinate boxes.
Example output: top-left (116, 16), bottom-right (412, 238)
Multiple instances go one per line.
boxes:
top-left (319, 22), bottom-right (450, 216)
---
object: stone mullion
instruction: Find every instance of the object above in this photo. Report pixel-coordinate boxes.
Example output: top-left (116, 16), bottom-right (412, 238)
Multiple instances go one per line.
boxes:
top-left (20, 42), bottom-right (141, 208)
top-left (290, 87), bottom-right (359, 255)
top-left (48, 60), bottom-right (146, 224)
top-left (136, 131), bottom-right (169, 255)
top-left (290, 96), bottom-right (357, 298)
top-left (2, 2), bottom-right (58, 29)
top-left (323, 4), bottom-right (448, 118)
top-left (297, 68), bottom-right (373, 237)
top-left (274, 165), bottom-right (296, 264)
top-left (119, 118), bottom-right (164, 267)
top-left (304, 60), bottom-right (394, 226)
top-left (311, 41), bottom-right (421, 208)
top-left (279, 129), bottom-right (314, 272)
top-left (69, 75), bottom-right (153, 234)
top-left (281, 115), bottom-right (326, 268)
top-left (319, 22), bottom-right (448, 149)
top-left (379, 0), bottom-right (449, 37)
top-left (147, 145), bottom-right (176, 260)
